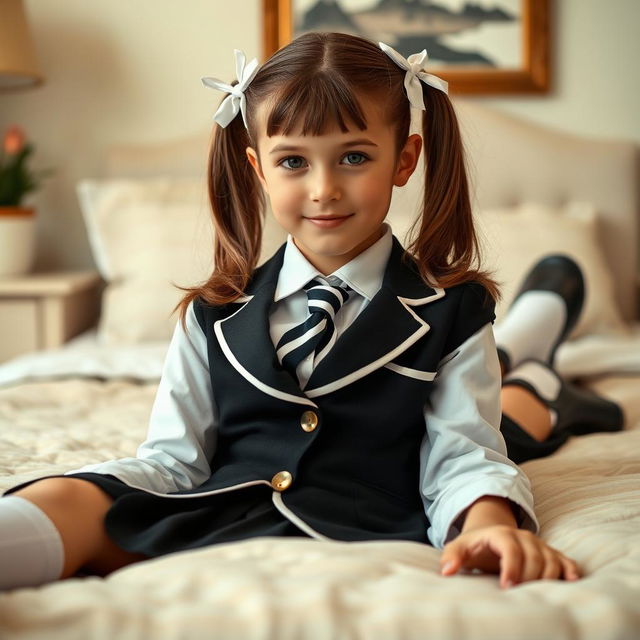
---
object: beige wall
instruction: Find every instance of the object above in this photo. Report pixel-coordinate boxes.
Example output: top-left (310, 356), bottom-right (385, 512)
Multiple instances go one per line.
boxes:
top-left (477, 0), bottom-right (640, 141)
top-left (1, 0), bottom-right (638, 272)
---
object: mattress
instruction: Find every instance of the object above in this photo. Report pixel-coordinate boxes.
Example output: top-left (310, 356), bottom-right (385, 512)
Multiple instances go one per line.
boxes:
top-left (0, 328), bottom-right (639, 640)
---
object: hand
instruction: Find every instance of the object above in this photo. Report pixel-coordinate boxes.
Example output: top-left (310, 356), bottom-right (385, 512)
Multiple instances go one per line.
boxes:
top-left (439, 525), bottom-right (582, 589)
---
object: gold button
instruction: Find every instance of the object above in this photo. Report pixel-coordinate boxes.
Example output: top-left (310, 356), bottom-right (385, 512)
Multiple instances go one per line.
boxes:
top-left (300, 410), bottom-right (318, 432)
top-left (271, 471), bottom-right (293, 491)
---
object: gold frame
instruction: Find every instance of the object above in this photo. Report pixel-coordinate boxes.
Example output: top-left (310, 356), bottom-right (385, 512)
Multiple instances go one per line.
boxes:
top-left (262, 0), bottom-right (550, 95)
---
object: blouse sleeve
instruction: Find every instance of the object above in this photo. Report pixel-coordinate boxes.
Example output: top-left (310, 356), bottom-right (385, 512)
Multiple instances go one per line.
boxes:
top-left (63, 299), bottom-right (218, 493)
top-left (419, 321), bottom-right (540, 549)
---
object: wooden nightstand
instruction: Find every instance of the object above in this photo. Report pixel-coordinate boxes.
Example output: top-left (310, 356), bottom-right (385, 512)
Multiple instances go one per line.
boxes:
top-left (0, 270), bottom-right (103, 362)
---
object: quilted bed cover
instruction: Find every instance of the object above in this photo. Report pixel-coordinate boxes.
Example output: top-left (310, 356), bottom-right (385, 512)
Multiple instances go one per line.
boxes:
top-left (0, 332), bottom-right (638, 640)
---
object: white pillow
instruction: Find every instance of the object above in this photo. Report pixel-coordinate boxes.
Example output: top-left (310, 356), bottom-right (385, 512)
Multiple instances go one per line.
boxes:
top-left (474, 201), bottom-right (628, 338)
top-left (77, 178), bottom-right (287, 344)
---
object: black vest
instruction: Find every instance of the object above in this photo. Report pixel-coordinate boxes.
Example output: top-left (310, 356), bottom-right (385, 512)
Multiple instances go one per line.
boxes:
top-left (188, 235), bottom-right (495, 543)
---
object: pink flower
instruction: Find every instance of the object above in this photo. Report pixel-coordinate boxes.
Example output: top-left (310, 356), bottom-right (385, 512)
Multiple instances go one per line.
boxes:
top-left (3, 126), bottom-right (26, 155)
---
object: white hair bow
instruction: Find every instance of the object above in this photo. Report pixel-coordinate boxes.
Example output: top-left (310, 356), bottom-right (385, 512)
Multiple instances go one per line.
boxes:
top-left (202, 49), bottom-right (260, 129)
top-left (378, 42), bottom-right (448, 110)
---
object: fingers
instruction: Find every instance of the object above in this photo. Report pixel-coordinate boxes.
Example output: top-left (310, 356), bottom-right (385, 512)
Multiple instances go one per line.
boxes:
top-left (495, 533), bottom-right (523, 589)
top-left (558, 553), bottom-right (582, 581)
top-left (502, 531), bottom-right (583, 586)
top-left (517, 533), bottom-right (547, 583)
top-left (440, 527), bottom-right (584, 589)
top-left (439, 542), bottom-right (468, 576)
top-left (539, 545), bottom-right (563, 580)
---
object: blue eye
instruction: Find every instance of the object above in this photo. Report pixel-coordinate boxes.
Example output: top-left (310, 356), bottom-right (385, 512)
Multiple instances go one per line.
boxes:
top-left (278, 151), bottom-right (369, 171)
top-left (343, 152), bottom-right (368, 165)
top-left (280, 156), bottom-right (306, 170)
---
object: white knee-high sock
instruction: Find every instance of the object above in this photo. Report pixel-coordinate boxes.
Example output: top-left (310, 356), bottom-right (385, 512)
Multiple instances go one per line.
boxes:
top-left (494, 291), bottom-right (566, 368)
top-left (0, 496), bottom-right (65, 590)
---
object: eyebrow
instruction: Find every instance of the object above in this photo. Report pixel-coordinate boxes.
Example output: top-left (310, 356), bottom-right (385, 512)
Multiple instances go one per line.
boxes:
top-left (268, 138), bottom-right (378, 155)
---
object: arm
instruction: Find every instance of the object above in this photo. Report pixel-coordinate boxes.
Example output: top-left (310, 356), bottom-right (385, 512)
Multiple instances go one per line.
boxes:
top-left (459, 495), bottom-right (519, 532)
top-left (441, 490), bottom-right (581, 587)
top-left (64, 299), bottom-right (218, 493)
top-left (421, 319), bottom-right (580, 586)
top-left (420, 322), bottom-right (539, 549)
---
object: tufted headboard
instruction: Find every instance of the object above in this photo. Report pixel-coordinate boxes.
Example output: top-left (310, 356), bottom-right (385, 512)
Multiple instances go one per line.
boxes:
top-left (104, 100), bottom-right (639, 322)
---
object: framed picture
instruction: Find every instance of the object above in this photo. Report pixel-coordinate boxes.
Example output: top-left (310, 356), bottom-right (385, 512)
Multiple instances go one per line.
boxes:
top-left (263, 0), bottom-right (550, 95)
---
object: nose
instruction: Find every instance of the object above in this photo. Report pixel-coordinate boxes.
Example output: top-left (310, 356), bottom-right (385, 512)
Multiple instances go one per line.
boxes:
top-left (309, 167), bottom-right (341, 204)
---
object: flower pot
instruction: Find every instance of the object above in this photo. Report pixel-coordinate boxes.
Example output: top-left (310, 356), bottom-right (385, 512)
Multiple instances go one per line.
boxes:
top-left (0, 207), bottom-right (36, 276)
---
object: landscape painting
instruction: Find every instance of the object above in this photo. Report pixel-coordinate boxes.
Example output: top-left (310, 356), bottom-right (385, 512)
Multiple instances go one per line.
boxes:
top-left (292, 0), bottom-right (522, 69)
top-left (263, 0), bottom-right (550, 94)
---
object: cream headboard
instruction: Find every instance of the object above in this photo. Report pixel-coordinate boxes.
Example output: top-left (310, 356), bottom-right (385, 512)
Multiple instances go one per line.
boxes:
top-left (453, 99), bottom-right (639, 323)
top-left (105, 100), bottom-right (639, 322)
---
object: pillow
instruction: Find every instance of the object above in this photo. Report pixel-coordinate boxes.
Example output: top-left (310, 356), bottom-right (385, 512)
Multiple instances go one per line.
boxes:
top-left (474, 201), bottom-right (628, 338)
top-left (76, 178), bottom-right (287, 345)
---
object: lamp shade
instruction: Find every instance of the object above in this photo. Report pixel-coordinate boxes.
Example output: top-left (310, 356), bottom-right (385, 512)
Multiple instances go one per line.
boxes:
top-left (0, 0), bottom-right (44, 91)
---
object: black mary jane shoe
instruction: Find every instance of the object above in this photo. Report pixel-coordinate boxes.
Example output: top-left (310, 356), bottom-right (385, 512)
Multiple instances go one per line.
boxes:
top-left (502, 359), bottom-right (625, 437)
top-left (497, 254), bottom-right (585, 375)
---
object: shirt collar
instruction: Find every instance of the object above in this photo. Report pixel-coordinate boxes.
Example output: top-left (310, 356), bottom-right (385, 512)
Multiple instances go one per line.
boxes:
top-left (273, 222), bottom-right (393, 302)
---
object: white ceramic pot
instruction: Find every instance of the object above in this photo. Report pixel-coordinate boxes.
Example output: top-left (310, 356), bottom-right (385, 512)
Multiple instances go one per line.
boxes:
top-left (0, 207), bottom-right (36, 276)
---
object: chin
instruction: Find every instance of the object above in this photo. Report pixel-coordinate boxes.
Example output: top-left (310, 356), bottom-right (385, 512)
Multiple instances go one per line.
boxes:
top-left (308, 236), bottom-right (358, 251)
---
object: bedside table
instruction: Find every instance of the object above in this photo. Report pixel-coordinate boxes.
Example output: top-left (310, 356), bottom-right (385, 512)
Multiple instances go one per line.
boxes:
top-left (0, 270), bottom-right (103, 363)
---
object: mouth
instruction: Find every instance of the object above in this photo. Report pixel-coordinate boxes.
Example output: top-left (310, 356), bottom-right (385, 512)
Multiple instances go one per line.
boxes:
top-left (305, 213), bottom-right (354, 228)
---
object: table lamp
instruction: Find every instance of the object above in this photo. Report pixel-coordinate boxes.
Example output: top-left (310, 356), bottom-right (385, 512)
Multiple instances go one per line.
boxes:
top-left (0, 0), bottom-right (44, 91)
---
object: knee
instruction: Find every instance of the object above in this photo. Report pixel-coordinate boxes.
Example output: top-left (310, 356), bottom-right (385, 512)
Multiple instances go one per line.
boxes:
top-left (11, 477), bottom-right (115, 579)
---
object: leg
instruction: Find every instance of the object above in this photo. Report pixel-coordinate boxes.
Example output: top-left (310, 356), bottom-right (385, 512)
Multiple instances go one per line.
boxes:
top-left (501, 385), bottom-right (552, 442)
top-left (11, 477), bottom-right (149, 579)
top-left (498, 375), bottom-right (569, 464)
top-left (494, 254), bottom-right (585, 375)
top-left (493, 255), bottom-right (621, 462)
top-left (497, 357), bottom-right (623, 464)
top-left (500, 359), bottom-right (552, 442)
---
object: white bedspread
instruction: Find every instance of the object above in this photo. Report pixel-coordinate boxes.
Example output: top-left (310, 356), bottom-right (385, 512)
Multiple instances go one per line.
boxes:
top-left (0, 334), bottom-right (639, 639)
top-left (0, 329), bottom-right (168, 388)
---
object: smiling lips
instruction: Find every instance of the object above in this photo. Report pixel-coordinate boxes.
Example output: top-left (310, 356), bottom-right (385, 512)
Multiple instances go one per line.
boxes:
top-left (306, 213), bottom-right (354, 228)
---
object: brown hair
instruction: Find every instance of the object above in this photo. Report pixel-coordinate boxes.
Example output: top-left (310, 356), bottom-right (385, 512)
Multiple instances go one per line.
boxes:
top-left (173, 31), bottom-right (499, 330)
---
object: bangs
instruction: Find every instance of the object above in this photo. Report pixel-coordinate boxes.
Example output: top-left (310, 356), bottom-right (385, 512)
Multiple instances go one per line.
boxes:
top-left (263, 73), bottom-right (370, 137)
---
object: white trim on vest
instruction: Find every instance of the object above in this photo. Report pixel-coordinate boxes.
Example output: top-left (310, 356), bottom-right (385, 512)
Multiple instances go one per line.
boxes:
top-left (214, 301), bottom-right (319, 408)
top-left (271, 492), bottom-right (334, 541)
top-left (384, 363), bottom-right (437, 381)
top-left (305, 296), bottom-right (430, 397)
top-left (401, 286), bottom-right (446, 306)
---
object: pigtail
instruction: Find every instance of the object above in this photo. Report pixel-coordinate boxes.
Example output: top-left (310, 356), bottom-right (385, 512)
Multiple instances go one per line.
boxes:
top-left (208, 106), bottom-right (265, 294)
top-left (405, 86), bottom-right (500, 305)
top-left (172, 82), bottom-right (266, 331)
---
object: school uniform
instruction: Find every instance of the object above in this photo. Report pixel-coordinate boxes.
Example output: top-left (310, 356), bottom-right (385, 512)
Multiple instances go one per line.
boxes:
top-left (3, 223), bottom-right (540, 557)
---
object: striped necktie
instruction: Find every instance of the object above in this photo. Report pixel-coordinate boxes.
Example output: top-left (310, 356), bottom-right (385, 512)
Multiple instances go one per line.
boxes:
top-left (276, 278), bottom-right (351, 381)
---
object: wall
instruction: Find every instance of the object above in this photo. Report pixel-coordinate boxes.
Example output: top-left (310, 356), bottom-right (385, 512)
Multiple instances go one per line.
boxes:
top-left (0, 0), bottom-right (261, 271)
top-left (0, 0), bottom-right (638, 272)
top-left (476, 0), bottom-right (640, 141)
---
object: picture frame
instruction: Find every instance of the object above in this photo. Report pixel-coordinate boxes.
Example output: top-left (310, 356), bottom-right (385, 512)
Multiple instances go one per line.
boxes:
top-left (262, 0), bottom-right (550, 95)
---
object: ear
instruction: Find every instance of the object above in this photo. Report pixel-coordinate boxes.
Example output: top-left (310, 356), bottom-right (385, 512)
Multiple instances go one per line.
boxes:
top-left (245, 146), bottom-right (268, 193)
top-left (393, 133), bottom-right (422, 187)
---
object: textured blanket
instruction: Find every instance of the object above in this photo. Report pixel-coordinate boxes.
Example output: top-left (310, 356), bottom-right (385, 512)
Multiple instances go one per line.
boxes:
top-left (0, 375), bottom-right (639, 640)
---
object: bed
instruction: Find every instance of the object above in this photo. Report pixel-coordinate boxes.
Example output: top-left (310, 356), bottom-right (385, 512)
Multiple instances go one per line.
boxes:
top-left (0, 99), bottom-right (638, 640)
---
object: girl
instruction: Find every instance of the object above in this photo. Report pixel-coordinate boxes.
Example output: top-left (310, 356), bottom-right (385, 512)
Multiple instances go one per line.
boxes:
top-left (0, 32), bottom-right (624, 592)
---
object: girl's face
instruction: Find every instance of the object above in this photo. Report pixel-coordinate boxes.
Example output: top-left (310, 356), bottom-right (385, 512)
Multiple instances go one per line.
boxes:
top-left (246, 96), bottom-right (422, 275)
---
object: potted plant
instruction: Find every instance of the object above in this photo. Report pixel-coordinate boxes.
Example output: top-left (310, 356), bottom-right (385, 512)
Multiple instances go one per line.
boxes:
top-left (0, 125), bottom-right (54, 276)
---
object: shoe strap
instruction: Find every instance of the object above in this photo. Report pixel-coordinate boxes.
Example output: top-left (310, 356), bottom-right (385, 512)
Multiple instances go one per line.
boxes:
top-left (502, 359), bottom-right (561, 403)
